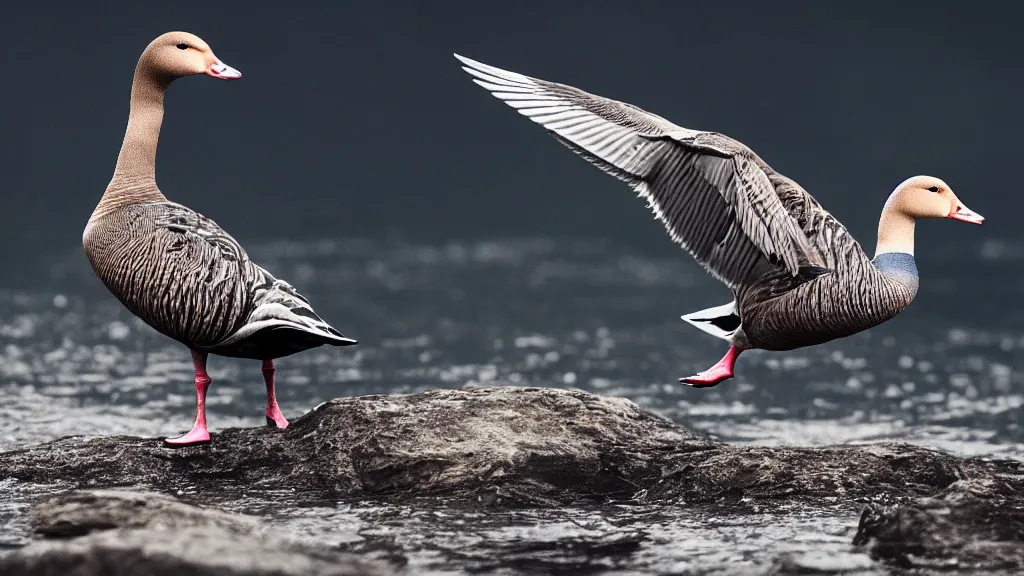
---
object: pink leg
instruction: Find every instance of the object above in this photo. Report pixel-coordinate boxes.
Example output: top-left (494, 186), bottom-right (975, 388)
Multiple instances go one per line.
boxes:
top-left (680, 346), bottom-right (743, 388)
top-left (262, 360), bottom-right (289, 429)
top-left (165, 350), bottom-right (212, 446)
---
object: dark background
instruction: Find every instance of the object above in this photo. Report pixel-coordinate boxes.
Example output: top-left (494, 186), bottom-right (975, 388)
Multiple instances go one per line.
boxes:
top-left (1, 0), bottom-right (1018, 283)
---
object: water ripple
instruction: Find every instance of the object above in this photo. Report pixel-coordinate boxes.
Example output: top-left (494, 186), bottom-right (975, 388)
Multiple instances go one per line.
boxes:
top-left (1, 237), bottom-right (1022, 574)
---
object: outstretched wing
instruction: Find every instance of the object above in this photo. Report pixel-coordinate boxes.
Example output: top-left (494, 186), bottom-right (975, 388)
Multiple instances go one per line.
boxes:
top-left (455, 54), bottom-right (823, 288)
top-left (769, 172), bottom-right (869, 273)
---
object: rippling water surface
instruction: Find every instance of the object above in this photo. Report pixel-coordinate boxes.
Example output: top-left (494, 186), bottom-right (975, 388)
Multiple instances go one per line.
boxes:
top-left (1, 236), bottom-right (1022, 574)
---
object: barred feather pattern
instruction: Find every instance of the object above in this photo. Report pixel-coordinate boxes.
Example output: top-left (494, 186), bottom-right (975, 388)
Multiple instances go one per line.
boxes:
top-left (456, 54), bottom-right (918, 351)
top-left (83, 201), bottom-right (354, 360)
top-left (455, 54), bottom-right (821, 289)
top-left (736, 173), bottom-right (918, 351)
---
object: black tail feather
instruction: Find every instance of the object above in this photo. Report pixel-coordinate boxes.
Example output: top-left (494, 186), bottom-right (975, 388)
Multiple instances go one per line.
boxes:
top-left (798, 266), bottom-right (833, 281)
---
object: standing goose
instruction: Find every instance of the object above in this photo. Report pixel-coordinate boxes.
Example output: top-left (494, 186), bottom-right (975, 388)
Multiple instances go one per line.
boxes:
top-left (84, 32), bottom-right (356, 446)
top-left (454, 54), bottom-right (984, 387)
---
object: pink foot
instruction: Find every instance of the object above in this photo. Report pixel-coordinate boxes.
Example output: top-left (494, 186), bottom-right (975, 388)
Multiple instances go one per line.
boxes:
top-left (680, 346), bottom-right (743, 388)
top-left (262, 360), bottom-right (289, 429)
top-left (265, 408), bottom-right (289, 429)
top-left (164, 350), bottom-right (213, 447)
top-left (164, 425), bottom-right (211, 446)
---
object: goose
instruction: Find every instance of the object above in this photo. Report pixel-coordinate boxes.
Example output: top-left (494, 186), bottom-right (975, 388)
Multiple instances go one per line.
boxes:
top-left (454, 54), bottom-right (983, 387)
top-left (83, 32), bottom-right (356, 446)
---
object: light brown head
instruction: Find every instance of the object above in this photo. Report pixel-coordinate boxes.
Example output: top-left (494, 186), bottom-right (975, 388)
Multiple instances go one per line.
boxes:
top-left (89, 32), bottom-right (241, 229)
top-left (136, 31), bottom-right (241, 82)
top-left (885, 175), bottom-right (984, 225)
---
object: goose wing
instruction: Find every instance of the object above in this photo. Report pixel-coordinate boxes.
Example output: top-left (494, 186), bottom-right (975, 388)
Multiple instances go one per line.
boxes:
top-left (768, 172), bottom-right (868, 272)
top-left (149, 203), bottom-right (355, 352)
top-left (216, 262), bottom-right (357, 352)
top-left (455, 54), bottom-right (822, 288)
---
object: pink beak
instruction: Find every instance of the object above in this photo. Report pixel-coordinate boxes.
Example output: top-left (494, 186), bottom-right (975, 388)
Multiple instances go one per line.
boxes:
top-left (948, 202), bottom-right (984, 225)
top-left (206, 57), bottom-right (242, 80)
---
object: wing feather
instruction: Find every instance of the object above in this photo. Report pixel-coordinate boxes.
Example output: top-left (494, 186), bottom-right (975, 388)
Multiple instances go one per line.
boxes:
top-left (152, 203), bottom-right (354, 349)
top-left (455, 54), bottom-right (822, 287)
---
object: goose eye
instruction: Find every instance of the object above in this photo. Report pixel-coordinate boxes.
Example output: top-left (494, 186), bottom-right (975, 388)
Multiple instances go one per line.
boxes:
top-left (176, 43), bottom-right (189, 50)
top-left (927, 186), bottom-right (939, 192)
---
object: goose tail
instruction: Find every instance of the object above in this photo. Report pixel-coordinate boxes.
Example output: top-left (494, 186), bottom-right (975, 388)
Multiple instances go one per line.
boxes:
top-left (681, 301), bottom-right (741, 342)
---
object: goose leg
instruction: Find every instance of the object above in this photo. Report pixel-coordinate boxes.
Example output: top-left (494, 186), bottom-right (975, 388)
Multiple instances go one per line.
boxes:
top-left (262, 360), bottom-right (289, 429)
top-left (165, 350), bottom-right (212, 446)
top-left (680, 346), bottom-right (742, 388)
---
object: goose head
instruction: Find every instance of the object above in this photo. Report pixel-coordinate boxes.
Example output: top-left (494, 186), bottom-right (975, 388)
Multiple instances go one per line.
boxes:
top-left (139, 32), bottom-right (241, 82)
top-left (888, 175), bottom-right (984, 225)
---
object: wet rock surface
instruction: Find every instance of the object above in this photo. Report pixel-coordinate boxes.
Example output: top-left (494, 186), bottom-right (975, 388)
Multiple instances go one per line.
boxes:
top-left (0, 387), bottom-right (716, 507)
top-left (0, 490), bottom-right (392, 576)
top-left (1, 386), bottom-right (1023, 573)
top-left (854, 477), bottom-right (1024, 572)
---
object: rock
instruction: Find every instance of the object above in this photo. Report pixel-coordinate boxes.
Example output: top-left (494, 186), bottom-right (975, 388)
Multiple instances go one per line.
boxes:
top-left (667, 440), bottom-right (1019, 511)
top-left (31, 490), bottom-right (260, 539)
top-left (0, 387), bottom-right (716, 507)
top-left (1, 386), bottom-right (1023, 571)
top-left (1, 388), bottom-right (1021, 511)
top-left (0, 490), bottom-right (392, 576)
top-left (853, 477), bottom-right (1024, 572)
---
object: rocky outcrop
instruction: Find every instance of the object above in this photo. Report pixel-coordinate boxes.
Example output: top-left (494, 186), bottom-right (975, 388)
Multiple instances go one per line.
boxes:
top-left (0, 490), bottom-right (392, 576)
top-left (1, 386), bottom-right (1023, 572)
top-left (0, 387), bottom-right (716, 507)
top-left (854, 477), bottom-right (1024, 572)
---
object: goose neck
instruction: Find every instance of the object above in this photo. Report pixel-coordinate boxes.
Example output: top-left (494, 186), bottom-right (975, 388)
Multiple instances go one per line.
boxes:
top-left (95, 58), bottom-right (170, 218)
top-left (874, 203), bottom-right (915, 258)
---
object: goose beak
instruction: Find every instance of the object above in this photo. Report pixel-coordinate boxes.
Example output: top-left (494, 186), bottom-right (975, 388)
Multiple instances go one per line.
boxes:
top-left (948, 202), bottom-right (984, 225)
top-left (207, 58), bottom-right (242, 80)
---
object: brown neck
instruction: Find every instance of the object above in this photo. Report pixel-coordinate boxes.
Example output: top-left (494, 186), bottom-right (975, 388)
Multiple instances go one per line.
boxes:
top-left (874, 203), bottom-right (915, 257)
top-left (92, 59), bottom-right (170, 220)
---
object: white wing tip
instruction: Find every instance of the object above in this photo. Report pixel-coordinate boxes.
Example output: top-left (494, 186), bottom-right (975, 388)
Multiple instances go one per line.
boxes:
top-left (680, 301), bottom-right (740, 342)
top-left (453, 53), bottom-right (534, 86)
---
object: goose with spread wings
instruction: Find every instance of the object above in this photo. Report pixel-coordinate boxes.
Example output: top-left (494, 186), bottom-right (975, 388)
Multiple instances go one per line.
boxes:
top-left (454, 54), bottom-right (984, 387)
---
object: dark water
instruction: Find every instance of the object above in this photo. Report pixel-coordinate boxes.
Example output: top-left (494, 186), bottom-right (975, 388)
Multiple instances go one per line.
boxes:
top-left (1, 236), bottom-right (1023, 574)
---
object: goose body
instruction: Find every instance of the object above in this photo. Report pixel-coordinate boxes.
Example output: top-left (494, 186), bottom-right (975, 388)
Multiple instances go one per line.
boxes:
top-left (85, 202), bottom-right (354, 360)
top-left (85, 32), bottom-right (355, 445)
top-left (455, 54), bottom-right (983, 386)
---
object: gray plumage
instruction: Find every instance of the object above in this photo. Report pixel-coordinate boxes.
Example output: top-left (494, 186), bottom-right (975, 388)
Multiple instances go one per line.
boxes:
top-left (455, 54), bottom-right (918, 352)
top-left (84, 201), bottom-right (355, 360)
top-left (87, 30), bottom-right (358, 444)
top-left (734, 179), bottom-right (917, 350)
